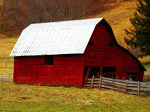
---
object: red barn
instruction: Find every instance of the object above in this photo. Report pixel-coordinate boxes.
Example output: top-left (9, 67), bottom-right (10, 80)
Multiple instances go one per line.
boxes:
top-left (10, 18), bottom-right (146, 87)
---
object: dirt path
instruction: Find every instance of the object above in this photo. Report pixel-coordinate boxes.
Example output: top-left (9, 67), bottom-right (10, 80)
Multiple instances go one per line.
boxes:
top-left (144, 69), bottom-right (150, 75)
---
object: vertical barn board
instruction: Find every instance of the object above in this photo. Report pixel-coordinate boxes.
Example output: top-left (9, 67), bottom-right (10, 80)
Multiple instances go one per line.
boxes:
top-left (125, 54), bottom-right (140, 73)
top-left (54, 55), bottom-right (83, 65)
top-left (24, 65), bottom-right (36, 84)
top-left (36, 66), bottom-right (45, 84)
top-left (65, 66), bottom-right (71, 76)
top-left (54, 55), bottom-right (83, 86)
top-left (54, 66), bottom-right (66, 84)
top-left (32, 66), bottom-right (38, 84)
top-left (14, 56), bottom-right (46, 84)
top-left (72, 65), bottom-right (83, 86)
top-left (14, 66), bottom-right (24, 83)
top-left (44, 65), bottom-right (55, 84)
top-left (84, 23), bottom-right (125, 67)
top-left (36, 65), bottom-right (54, 84)
top-left (61, 65), bottom-right (83, 86)
top-left (14, 58), bottom-right (25, 83)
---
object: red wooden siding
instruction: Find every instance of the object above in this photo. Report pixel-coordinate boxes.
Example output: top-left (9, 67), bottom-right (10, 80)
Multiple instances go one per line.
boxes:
top-left (14, 55), bottom-right (84, 86)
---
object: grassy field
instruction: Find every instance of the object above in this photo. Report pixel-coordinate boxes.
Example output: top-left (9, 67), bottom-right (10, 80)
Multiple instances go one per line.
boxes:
top-left (0, 82), bottom-right (150, 112)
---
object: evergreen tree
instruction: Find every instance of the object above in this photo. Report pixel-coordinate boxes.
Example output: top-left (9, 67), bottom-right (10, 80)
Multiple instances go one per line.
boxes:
top-left (124, 0), bottom-right (150, 55)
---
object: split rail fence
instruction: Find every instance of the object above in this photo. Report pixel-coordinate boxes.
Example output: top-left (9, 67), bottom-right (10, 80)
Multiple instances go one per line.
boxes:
top-left (86, 76), bottom-right (150, 96)
top-left (0, 71), bottom-right (13, 82)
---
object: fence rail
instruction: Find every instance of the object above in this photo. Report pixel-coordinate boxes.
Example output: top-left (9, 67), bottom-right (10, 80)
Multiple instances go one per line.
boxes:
top-left (0, 71), bottom-right (13, 82)
top-left (0, 57), bottom-right (13, 60)
top-left (86, 76), bottom-right (150, 96)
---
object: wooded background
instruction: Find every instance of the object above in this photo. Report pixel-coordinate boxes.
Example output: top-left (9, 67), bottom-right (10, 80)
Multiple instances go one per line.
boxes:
top-left (0, 0), bottom-right (135, 36)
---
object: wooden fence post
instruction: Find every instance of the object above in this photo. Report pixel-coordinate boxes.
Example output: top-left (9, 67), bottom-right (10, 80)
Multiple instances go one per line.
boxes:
top-left (125, 80), bottom-right (128, 92)
top-left (99, 75), bottom-right (102, 90)
top-left (2, 72), bottom-right (3, 82)
top-left (91, 75), bottom-right (95, 88)
top-left (112, 78), bottom-right (114, 91)
top-left (138, 81), bottom-right (140, 95)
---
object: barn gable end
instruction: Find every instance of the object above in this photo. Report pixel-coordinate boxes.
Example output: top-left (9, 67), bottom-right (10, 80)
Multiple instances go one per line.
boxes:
top-left (10, 18), bottom-right (146, 87)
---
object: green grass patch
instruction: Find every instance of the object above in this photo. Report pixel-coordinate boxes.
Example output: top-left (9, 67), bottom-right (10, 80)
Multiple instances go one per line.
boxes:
top-left (0, 83), bottom-right (150, 112)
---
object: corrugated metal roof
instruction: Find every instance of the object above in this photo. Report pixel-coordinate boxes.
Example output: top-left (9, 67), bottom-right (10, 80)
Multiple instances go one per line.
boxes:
top-left (10, 18), bottom-right (103, 56)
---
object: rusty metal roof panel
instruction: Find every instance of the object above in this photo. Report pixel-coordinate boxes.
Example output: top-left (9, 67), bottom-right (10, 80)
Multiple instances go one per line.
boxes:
top-left (10, 18), bottom-right (103, 56)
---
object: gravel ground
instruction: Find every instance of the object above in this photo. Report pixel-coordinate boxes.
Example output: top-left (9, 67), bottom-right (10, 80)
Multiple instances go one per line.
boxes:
top-left (144, 69), bottom-right (150, 75)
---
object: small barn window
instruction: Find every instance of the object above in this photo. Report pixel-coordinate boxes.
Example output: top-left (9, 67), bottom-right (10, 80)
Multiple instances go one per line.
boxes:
top-left (126, 73), bottom-right (137, 81)
top-left (88, 41), bottom-right (94, 45)
top-left (108, 43), bottom-right (113, 46)
top-left (45, 56), bottom-right (53, 65)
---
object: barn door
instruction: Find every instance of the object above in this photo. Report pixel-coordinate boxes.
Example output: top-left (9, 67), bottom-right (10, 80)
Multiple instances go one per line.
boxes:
top-left (83, 66), bottom-right (100, 87)
top-left (89, 67), bottom-right (100, 78)
top-left (83, 66), bottom-right (88, 86)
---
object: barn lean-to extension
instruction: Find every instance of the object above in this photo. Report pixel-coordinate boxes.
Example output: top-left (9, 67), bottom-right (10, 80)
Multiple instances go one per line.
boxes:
top-left (10, 18), bottom-right (146, 87)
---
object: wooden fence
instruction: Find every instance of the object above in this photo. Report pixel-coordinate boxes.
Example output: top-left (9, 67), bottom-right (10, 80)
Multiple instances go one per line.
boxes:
top-left (0, 57), bottom-right (14, 68)
top-left (86, 76), bottom-right (150, 96)
top-left (0, 71), bottom-right (13, 82)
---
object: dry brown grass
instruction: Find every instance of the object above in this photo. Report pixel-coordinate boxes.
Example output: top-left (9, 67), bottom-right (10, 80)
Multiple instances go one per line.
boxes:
top-left (138, 56), bottom-right (150, 64)
top-left (0, 35), bottom-right (18, 58)
top-left (0, 0), bottom-right (3, 5)
top-left (100, 98), bottom-right (115, 104)
top-left (0, 35), bottom-right (17, 71)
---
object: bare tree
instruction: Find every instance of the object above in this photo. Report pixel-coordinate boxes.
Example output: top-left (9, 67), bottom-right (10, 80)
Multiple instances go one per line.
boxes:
top-left (1, 0), bottom-right (123, 36)
top-left (1, 0), bottom-right (20, 33)
top-left (18, 0), bottom-right (90, 23)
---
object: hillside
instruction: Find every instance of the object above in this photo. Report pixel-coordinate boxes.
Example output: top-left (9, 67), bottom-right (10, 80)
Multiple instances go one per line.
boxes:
top-left (0, 0), bottom-right (136, 37)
